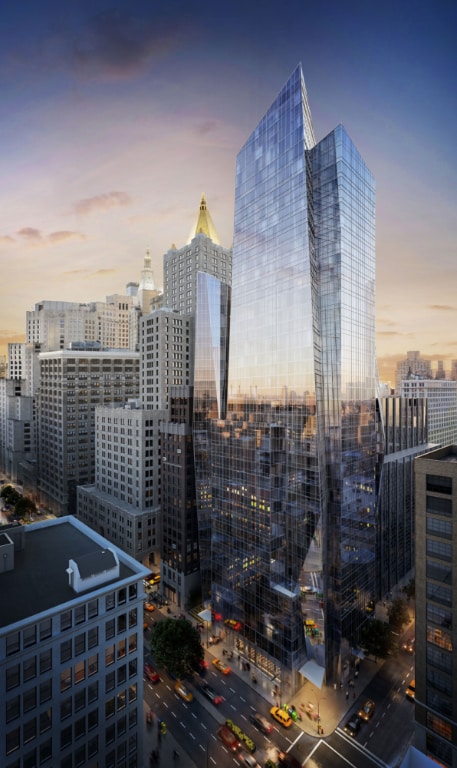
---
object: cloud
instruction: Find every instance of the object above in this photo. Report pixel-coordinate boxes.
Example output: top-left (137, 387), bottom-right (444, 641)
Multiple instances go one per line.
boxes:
top-left (427, 304), bottom-right (457, 312)
top-left (16, 228), bottom-right (85, 246)
top-left (377, 330), bottom-right (411, 337)
top-left (17, 227), bottom-right (42, 242)
top-left (48, 230), bottom-right (86, 244)
top-left (90, 269), bottom-right (117, 277)
top-left (70, 9), bottom-right (181, 81)
top-left (62, 269), bottom-right (90, 276)
top-left (73, 191), bottom-right (131, 216)
top-left (195, 120), bottom-right (219, 136)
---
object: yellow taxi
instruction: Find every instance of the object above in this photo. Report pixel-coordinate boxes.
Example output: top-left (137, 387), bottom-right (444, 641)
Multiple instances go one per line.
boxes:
top-left (270, 706), bottom-right (293, 728)
top-left (406, 679), bottom-right (415, 700)
top-left (174, 681), bottom-right (193, 702)
top-left (212, 658), bottom-right (232, 675)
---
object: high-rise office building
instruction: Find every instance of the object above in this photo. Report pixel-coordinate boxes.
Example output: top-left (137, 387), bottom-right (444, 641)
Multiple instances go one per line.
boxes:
top-left (26, 297), bottom-right (138, 353)
top-left (395, 351), bottom-right (433, 391)
top-left (155, 198), bottom-right (231, 606)
top-left (194, 64), bottom-right (379, 687)
top-left (77, 400), bottom-right (165, 566)
top-left (163, 194), bottom-right (231, 317)
top-left (0, 515), bottom-right (149, 768)
top-left (414, 446), bottom-right (456, 767)
top-left (400, 378), bottom-right (457, 447)
top-left (37, 350), bottom-right (139, 515)
top-left (378, 395), bottom-right (430, 598)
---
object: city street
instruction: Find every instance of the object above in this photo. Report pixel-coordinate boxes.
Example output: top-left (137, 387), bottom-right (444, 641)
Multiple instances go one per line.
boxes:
top-left (142, 607), bottom-right (416, 768)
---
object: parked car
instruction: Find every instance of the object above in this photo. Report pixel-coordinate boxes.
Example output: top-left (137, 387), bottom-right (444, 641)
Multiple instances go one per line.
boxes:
top-left (344, 714), bottom-right (362, 737)
top-left (270, 706), bottom-right (293, 728)
top-left (358, 699), bottom-right (375, 721)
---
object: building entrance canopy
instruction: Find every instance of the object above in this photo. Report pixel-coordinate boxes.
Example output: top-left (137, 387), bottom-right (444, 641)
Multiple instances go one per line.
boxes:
top-left (299, 659), bottom-right (325, 689)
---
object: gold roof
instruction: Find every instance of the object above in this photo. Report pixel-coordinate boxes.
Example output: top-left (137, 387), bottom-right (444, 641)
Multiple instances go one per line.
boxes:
top-left (187, 194), bottom-right (220, 245)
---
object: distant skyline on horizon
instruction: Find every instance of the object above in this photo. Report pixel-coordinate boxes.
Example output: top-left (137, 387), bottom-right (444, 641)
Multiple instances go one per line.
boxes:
top-left (1, 0), bottom-right (456, 385)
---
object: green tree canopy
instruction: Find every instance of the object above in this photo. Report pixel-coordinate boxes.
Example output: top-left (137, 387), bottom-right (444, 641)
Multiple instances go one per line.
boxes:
top-left (1, 485), bottom-right (21, 505)
top-left (14, 497), bottom-right (36, 517)
top-left (361, 618), bottom-right (395, 660)
top-left (387, 597), bottom-right (410, 631)
top-left (150, 618), bottom-right (203, 679)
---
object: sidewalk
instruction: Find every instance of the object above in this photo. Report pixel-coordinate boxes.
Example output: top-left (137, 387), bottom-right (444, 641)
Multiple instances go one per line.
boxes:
top-left (146, 599), bottom-right (414, 763)
top-left (199, 607), bottom-right (415, 739)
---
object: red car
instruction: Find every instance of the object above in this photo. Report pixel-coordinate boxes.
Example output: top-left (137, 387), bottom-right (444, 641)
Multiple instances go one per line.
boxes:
top-left (144, 664), bottom-right (160, 683)
top-left (217, 725), bottom-right (242, 753)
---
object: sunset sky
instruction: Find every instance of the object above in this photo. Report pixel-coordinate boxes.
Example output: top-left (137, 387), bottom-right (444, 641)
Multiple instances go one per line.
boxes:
top-left (1, 0), bottom-right (456, 384)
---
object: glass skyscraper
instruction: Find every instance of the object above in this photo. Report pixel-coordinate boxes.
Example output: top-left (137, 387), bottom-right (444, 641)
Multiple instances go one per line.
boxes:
top-left (194, 64), bottom-right (378, 687)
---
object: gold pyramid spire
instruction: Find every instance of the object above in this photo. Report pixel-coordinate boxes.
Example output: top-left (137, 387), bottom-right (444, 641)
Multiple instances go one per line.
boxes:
top-left (187, 194), bottom-right (220, 245)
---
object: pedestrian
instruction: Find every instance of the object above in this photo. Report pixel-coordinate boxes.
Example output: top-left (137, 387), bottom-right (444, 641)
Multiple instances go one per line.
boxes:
top-left (333, 682), bottom-right (337, 691)
top-left (345, 690), bottom-right (349, 700)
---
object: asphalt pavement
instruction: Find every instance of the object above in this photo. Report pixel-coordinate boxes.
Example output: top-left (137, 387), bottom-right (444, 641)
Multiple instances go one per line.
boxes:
top-left (142, 597), bottom-right (415, 767)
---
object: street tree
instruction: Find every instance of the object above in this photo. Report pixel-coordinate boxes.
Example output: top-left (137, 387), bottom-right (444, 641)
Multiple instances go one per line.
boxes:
top-left (1, 485), bottom-right (21, 506)
top-left (361, 618), bottom-right (394, 660)
top-left (15, 496), bottom-right (37, 518)
top-left (149, 618), bottom-right (203, 679)
top-left (387, 597), bottom-right (410, 632)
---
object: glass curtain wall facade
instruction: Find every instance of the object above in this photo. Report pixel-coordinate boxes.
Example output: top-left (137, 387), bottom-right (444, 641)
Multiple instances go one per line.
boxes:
top-left (193, 273), bottom-right (231, 601)
top-left (195, 65), bottom-right (379, 685)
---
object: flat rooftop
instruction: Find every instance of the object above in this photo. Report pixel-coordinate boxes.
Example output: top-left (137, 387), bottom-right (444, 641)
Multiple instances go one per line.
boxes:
top-left (0, 518), bottom-right (143, 629)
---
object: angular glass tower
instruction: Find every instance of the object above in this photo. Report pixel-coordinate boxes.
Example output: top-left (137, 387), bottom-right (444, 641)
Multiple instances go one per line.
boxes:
top-left (195, 64), bottom-right (378, 686)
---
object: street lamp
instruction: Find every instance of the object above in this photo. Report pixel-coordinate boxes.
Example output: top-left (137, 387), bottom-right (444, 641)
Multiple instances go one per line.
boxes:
top-left (316, 696), bottom-right (326, 734)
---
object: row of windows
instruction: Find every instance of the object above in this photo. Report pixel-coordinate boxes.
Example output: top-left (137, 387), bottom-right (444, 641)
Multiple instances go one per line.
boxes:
top-left (6, 587), bottom-right (139, 656)
top-left (6, 712), bottom-right (137, 766)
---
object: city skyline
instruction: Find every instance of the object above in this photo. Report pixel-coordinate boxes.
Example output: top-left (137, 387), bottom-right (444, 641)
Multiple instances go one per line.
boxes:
top-left (1, 0), bottom-right (456, 384)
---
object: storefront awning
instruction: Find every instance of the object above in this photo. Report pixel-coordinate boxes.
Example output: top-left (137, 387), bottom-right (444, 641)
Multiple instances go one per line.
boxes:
top-left (299, 659), bottom-right (325, 689)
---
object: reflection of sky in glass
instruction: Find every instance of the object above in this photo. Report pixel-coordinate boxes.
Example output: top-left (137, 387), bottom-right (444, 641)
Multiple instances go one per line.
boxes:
top-left (228, 66), bottom-right (316, 401)
top-left (196, 65), bottom-right (380, 681)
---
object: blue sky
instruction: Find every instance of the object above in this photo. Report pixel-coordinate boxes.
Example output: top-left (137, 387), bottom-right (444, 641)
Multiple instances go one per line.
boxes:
top-left (1, 0), bottom-right (456, 382)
